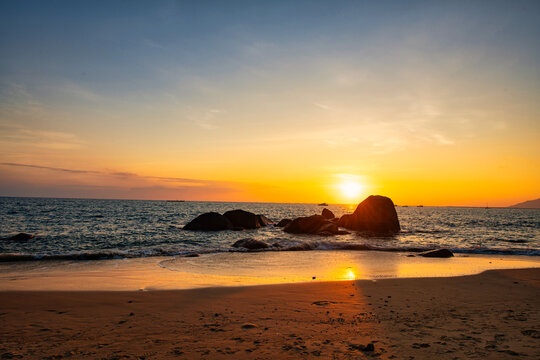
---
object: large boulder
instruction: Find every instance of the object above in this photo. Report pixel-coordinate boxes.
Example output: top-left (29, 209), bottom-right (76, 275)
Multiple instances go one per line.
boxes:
top-left (183, 212), bottom-right (233, 231)
top-left (283, 215), bottom-right (339, 235)
top-left (223, 209), bottom-right (263, 229)
top-left (321, 208), bottom-right (335, 219)
top-left (341, 195), bottom-right (400, 234)
top-left (232, 238), bottom-right (270, 250)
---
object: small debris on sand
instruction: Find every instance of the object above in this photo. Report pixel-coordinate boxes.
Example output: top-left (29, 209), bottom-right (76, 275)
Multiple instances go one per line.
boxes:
top-left (241, 323), bottom-right (257, 329)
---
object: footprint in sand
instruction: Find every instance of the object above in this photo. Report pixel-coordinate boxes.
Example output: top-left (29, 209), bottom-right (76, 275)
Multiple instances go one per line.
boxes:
top-left (312, 301), bottom-right (336, 306)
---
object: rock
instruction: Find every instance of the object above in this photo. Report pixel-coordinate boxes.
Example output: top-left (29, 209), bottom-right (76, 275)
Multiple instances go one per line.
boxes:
top-left (321, 208), bottom-right (335, 219)
top-left (364, 343), bottom-right (375, 352)
top-left (256, 214), bottom-right (273, 226)
top-left (419, 249), bottom-right (454, 258)
top-left (349, 343), bottom-right (375, 352)
top-left (183, 212), bottom-right (233, 231)
top-left (340, 195), bottom-right (400, 234)
top-left (337, 214), bottom-right (353, 228)
top-left (283, 215), bottom-right (339, 235)
top-left (185, 253), bottom-right (200, 257)
top-left (4, 233), bottom-right (35, 241)
top-left (223, 209), bottom-right (262, 229)
top-left (317, 221), bottom-right (339, 233)
top-left (241, 323), bottom-right (258, 329)
top-left (232, 238), bottom-right (269, 250)
top-left (276, 219), bottom-right (292, 227)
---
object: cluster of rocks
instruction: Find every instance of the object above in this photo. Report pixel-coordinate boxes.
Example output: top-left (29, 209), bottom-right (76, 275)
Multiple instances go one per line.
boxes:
top-left (183, 195), bottom-right (400, 235)
top-left (183, 209), bottom-right (272, 231)
top-left (277, 195), bottom-right (400, 236)
top-left (182, 195), bottom-right (454, 256)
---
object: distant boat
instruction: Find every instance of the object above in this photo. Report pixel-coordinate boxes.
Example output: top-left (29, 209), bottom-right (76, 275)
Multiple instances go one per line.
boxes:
top-left (318, 202), bottom-right (329, 206)
top-left (166, 200), bottom-right (185, 202)
top-left (417, 205), bottom-right (424, 207)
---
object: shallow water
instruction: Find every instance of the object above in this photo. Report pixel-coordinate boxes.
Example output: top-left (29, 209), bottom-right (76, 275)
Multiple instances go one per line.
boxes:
top-left (1, 251), bottom-right (539, 291)
top-left (0, 197), bottom-right (539, 261)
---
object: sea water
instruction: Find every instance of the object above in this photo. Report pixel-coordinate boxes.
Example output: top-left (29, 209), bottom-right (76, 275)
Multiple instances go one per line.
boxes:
top-left (1, 197), bottom-right (538, 261)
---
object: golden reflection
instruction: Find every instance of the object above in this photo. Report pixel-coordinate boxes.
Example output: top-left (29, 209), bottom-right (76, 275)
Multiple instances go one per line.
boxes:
top-left (344, 267), bottom-right (356, 280)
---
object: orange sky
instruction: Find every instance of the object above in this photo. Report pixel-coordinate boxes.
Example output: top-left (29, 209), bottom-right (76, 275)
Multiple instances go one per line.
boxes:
top-left (1, 1), bottom-right (539, 206)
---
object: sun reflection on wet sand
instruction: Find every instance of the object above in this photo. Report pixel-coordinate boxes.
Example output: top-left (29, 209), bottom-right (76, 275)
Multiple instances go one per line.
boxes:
top-left (1, 251), bottom-right (539, 291)
top-left (343, 267), bottom-right (357, 280)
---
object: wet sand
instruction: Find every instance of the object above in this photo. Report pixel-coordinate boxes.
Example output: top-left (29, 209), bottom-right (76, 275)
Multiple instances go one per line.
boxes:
top-left (2, 251), bottom-right (540, 291)
top-left (1, 268), bottom-right (539, 359)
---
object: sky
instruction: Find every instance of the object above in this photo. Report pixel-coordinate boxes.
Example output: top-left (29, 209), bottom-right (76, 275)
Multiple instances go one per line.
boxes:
top-left (1, 0), bottom-right (539, 206)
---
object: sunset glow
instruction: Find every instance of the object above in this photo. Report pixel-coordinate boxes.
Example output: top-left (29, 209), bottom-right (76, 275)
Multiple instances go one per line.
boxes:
top-left (0, 1), bottom-right (539, 207)
top-left (339, 182), bottom-right (364, 202)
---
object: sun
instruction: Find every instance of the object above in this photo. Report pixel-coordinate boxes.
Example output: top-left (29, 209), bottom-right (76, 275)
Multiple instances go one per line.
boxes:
top-left (339, 181), bottom-right (363, 200)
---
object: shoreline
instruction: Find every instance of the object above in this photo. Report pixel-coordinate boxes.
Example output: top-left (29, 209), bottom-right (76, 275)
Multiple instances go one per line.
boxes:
top-left (1, 268), bottom-right (539, 359)
top-left (1, 250), bottom-right (539, 291)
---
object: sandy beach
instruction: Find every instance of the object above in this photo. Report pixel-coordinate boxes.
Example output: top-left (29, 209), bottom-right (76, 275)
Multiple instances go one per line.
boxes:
top-left (1, 267), bottom-right (539, 359)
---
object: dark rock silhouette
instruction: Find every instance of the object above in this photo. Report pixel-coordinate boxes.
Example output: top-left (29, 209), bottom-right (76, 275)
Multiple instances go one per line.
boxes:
top-left (419, 249), bottom-right (454, 258)
top-left (283, 215), bottom-right (339, 235)
top-left (276, 219), bottom-right (292, 227)
top-left (337, 214), bottom-right (353, 228)
top-left (340, 195), bottom-right (400, 234)
top-left (224, 209), bottom-right (263, 229)
top-left (321, 208), bottom-right (335, 219)
top-left (4, 233), bottom-right (35, 241)
top-left (232, 238), bottom-right (270, 250)
top-left (183, 212), bottom-right (233, 231)
top-left (256, 214), bottom-right (273, 226)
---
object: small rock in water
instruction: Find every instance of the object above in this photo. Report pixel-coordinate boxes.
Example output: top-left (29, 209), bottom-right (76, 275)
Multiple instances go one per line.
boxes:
top-left (418, 249), bottom-right (454, 258)
top-left (241, 323), bottom-right (258, 329)
top-left (321, 208), bottom-right (335, 219)
top-left (232, 238), bottom-right (269, 250)
top-left (5, 233), bottom-right (35, 241)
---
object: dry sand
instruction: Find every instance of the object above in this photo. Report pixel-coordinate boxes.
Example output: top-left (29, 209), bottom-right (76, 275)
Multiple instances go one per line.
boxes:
top-left (1, 268), bottom-right (539, 359)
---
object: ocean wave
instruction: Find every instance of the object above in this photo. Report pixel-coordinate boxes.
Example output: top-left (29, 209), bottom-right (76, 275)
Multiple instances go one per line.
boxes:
top-left (0, 249), bottom-right (196, 262)
top-left (2, 241), bottom-right (538, 262)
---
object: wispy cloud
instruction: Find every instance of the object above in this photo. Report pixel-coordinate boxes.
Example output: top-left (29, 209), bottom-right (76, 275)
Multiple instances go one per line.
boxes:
top-left (0, 124), bottom-right (84, 150)
top-left (185, 107), bottom-right (225, 130)
top-left (0, 162), bottom-right (228, 187)
top-left (431, 133), bottom-right (454, 145)
top-left (313, 102), bottom-right (331, 111)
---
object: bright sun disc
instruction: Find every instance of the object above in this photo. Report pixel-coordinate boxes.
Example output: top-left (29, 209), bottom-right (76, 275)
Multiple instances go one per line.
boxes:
top-left (340, 181), bottom-right (362, 199)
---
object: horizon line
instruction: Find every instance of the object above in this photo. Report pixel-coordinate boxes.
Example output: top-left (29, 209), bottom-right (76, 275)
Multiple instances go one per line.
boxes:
top-left (0, 194), bottom-right (532, 209)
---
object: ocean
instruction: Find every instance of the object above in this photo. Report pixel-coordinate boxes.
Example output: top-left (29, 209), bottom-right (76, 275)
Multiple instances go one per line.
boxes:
top-left (1, 197), bottom-right (538, 262)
